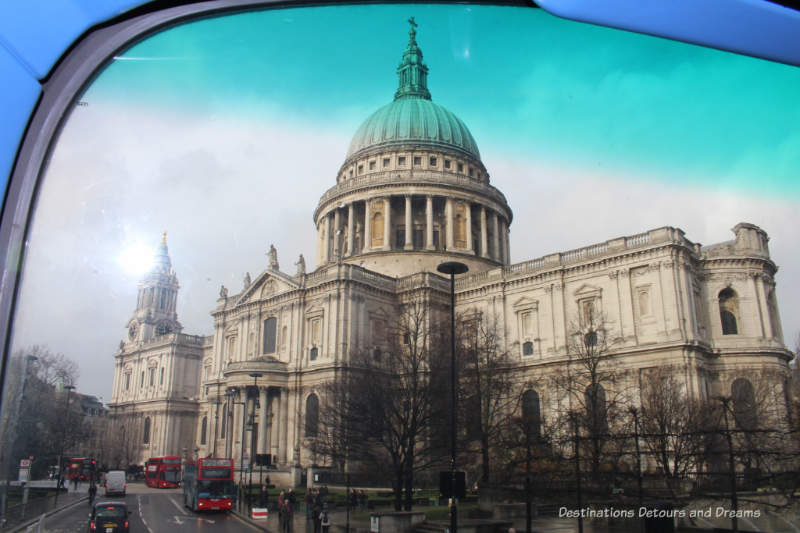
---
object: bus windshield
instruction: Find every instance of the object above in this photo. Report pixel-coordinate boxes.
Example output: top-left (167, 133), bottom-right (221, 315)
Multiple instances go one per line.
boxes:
top-left (162, 470), bottom-right (180, 483)
top-left (197, 480), bottom-right (234, 498)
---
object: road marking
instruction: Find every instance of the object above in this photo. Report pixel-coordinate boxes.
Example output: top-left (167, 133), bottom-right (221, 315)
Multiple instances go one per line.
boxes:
top-left (169, 495), bottom-right (189, 515)
top-left (137, 495), bottom-right (155, 533)
top-left (172, 515), bottom-right (185, 525)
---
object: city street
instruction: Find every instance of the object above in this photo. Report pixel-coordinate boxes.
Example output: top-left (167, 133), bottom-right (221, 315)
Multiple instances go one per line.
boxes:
top-left (42, 483), bottom-right (259, 533)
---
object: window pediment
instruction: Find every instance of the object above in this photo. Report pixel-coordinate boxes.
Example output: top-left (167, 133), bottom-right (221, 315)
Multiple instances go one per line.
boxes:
top-left (512, 297), bottom-right (538, 310)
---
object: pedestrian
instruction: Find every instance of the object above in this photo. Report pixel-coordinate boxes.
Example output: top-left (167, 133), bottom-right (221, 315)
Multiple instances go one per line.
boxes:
top-left (88, 483), bottom-right (97, 506)
top-left (260, 482), bottom-right (269, 508)
top-left (305, 490), bottom-right (314, 518)
top-left (288, 488), bottom-right (297, 512)
top-left (358, 490), bottom-right (367, 510)
top-left (283, 498), bottom-right (294, 533)
top-left (320, 503), bottom-right (331, 533)
top-left (72, 476), bottom-right (79, 491)
top-left (312, 497), bottom-right (322, 533)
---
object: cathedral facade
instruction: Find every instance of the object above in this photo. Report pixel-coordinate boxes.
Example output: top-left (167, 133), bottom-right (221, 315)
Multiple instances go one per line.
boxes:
top-left (108, 23), bottom-right (792, 483)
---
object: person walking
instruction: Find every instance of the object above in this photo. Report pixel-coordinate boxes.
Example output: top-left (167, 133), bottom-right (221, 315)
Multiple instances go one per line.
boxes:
top-left (88, 483), bottom-right (97, 506)
top-left (282, 498), bottom-right (294, 533)
top-left (312, 497), bottom-right (322, 533)
top-left (320, 504), bottom-right (331, 533)
top-left (305, 490), bottom-right (314, 519)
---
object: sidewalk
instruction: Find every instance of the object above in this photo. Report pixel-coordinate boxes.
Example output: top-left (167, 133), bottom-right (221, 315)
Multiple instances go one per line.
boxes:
top-left (2, 481), bottom-right (88, 533)
top-left (233, 504), bottom-right (370, 533)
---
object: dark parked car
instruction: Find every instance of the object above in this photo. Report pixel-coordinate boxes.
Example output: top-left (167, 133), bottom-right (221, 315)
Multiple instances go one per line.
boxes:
top-left (89, 502), bottom-right (130, 533)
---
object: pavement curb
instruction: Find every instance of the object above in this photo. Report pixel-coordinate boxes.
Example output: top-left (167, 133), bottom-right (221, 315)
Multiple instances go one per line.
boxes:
top-left (230, 508), bottom-right (272, 532)
top-left (8, 495), bottom-right (89, 533)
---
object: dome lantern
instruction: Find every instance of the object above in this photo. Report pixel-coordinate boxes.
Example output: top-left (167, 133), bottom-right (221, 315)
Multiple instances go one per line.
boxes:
top-left (395, 17), bottom-right (431, 101)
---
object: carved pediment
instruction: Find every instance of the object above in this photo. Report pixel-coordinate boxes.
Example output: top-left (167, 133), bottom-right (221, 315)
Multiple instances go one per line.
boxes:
top-left (236, 270), bottom-right (300, 305)
top-left (573, 283), bottom-right (602, 299)
top-left (512, 296), bottom-right (539, 310)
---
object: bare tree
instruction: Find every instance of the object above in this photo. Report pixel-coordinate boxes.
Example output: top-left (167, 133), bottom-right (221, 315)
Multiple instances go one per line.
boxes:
top-left (314, 299), bottom-right (448, 510)
top-left (637, 366), bottom-right (713, 494)
top-left (551, 308), bottom-right (628, 482)
top-left (457, 310), bottom-right (519, 486)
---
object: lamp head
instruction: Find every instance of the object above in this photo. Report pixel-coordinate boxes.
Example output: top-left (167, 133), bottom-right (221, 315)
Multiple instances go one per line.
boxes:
top-left (437, 261), bottom-right (469, 275)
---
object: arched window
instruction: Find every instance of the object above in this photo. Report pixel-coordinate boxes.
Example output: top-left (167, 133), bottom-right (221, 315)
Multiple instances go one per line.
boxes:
top-left (143, 417), bottom-right (151, 444)
top-left (522, 389), bottom-right (541, 439)
top-left (454, 203), bottom-right (467, 248)
top-left (200, 416), bottom-right (208, 445)
top-left (305, 394), bottom-right (319, 437)
top-left (263, 317), bottom-right (277, 353)
top-left (522, 341), bottom-right (534, 356)
top-left (585, 384), bottom-right (608, 434)
top-left (371, 210), bottom-right (384, 247)
top-left (732, 378), bottom-right (757, 430)
top-left (309, 347), bottom-right (318, 361)
top-left (719, 288), bottom-right (739, 335)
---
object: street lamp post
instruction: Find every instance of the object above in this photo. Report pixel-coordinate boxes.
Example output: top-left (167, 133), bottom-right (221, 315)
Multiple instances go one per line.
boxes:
top-left (437, 261), bottom-right (468, 533)
top-left (1, 355), bottom-right (37, 520)
top-left (247, 373), bottom-right (262, 509)
top-left (213, 383), bottom-right (221, 456)
top-left (54, 384), bottom-right (75, 506)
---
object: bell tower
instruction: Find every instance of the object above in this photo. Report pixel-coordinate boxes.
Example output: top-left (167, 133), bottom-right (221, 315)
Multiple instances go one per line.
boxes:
top-left (125, 232), bottom-right (182, 344)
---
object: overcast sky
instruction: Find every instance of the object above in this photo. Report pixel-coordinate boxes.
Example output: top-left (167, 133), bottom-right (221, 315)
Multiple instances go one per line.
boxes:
top-left (9, 4), bottom-right (800, 401)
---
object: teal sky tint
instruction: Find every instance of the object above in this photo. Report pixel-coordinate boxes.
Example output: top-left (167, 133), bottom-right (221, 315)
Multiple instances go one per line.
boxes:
top-left (88, 4), bottom-right (800, 197)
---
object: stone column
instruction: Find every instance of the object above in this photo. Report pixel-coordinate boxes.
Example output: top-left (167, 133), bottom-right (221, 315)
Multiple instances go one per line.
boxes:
top-left (364, 200), bottom-right (372, 252)
top-left (333, 208), bottom-right (341, 260)
top-left (480, 207), bottom-right (488, 258)
top-left (271, 391), bottom-right (280, 462)
top-left (323, 213), bottom-right (331, 264)
top-left (257, 387), bottom-right (268, 453)
top-left (404, 196), bottom-right (413, 250)
top-left (445, 197), bottom-right (454, 250)
top-left (425, 196), bottom-right (434, 250)
top-left (383, 197), bottom-right (392, 251)
top-left (505, 222), bottom-right (511, 264)
top-left (465, 202), bottom-right (473, 253)
top-left (492, 212), bottom-right (500, 260)
top-left (346, 203), bottom-right (354, 256)
top-left (264, 393), bottom-right (272, 458)
top-left (280, 387), bottom-right (289, 464)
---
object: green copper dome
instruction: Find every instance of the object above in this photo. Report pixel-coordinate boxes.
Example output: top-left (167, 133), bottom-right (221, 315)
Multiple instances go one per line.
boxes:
top-left (345, 19), bottom-right (481, 161)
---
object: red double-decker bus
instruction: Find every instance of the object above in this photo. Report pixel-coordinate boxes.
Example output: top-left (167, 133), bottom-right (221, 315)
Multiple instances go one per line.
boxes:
top-left (145, 457), bottom-right (182, 488)
top-left (67, 457), bottom-right (95, 481)
top-left (182, 458), bottom-right (234, 511)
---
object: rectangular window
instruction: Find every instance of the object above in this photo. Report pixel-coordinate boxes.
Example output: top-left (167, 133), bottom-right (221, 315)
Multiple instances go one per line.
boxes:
top-left (398, 156), bottom-right (406, 166)
top-left (160, 367), bottom-right (164, 385)
top-left (263, 317), bottom-right (277, 354)
top-left (444, 159), bottom-right (451, 169)
top-left (125, 373), bottom-right (130, 391)
top-left (413, 228), bottom-right (423, 249)
top-left (413, 156), bottom-right (421, 166)
top-left (369, 160), bottom-right (376, 170)
top-left (396, 228), bottom-right (405, 247)
top-left (469, 167), bottom-right (474, 177)
top-left (429, 157), bottom-right (437, 166)
top-left (149, 368), bottom-right (154, 386)
top-left (140, 371), bottom-right (145, 388)
top-left (383, 157), bottom-right (390, 167)
top-left (357, 164), bottom-right (363, 174)
top-left (433, 230), bottom-right (440, 248)
top-left (457, 162), bottom-right (464, 172)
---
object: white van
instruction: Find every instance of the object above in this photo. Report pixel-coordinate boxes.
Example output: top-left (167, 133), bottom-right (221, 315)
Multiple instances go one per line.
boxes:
top-left (104, 470), bottom-right (126, 497)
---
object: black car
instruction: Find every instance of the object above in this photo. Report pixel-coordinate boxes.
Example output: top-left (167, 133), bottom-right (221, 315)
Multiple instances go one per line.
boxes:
top-left (89, 502), bottom-right (130, 533)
